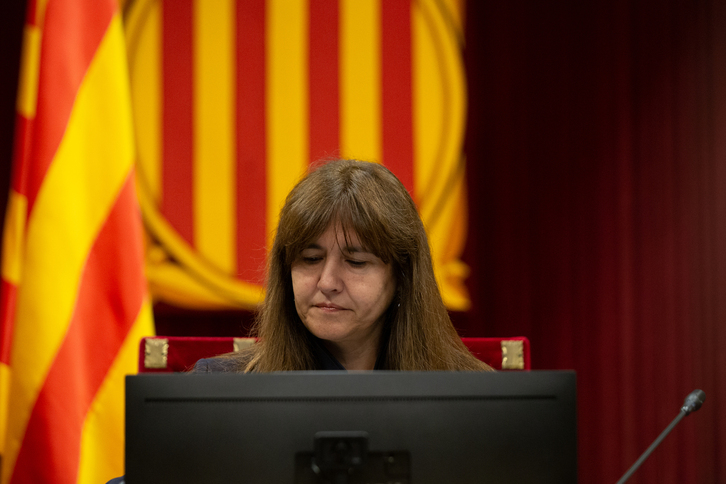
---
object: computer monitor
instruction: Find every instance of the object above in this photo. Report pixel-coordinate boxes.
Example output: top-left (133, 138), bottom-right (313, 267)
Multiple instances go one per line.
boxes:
top-left (125, 371), bottom-right (576, 483)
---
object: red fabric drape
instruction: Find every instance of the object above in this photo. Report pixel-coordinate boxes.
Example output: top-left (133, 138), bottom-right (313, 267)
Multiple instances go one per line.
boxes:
top-left (461, 1), bottom-right (726, 483)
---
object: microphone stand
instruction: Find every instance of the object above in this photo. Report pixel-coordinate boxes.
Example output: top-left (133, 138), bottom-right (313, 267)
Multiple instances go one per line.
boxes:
top-left (616, 389), bottom-right (705, 484)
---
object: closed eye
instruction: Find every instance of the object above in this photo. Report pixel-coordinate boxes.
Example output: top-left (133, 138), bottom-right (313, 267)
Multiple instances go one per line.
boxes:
top-left (346, 259), bottom-right (367, 267)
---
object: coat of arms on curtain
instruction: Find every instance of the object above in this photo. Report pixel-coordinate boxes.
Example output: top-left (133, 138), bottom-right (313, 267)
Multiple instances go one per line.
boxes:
top-left (123, 0), bottom-right (471, 311)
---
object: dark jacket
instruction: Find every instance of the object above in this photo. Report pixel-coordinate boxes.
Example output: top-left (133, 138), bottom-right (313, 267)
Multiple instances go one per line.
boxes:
top-left (190, 336), bottom-right (349, 372)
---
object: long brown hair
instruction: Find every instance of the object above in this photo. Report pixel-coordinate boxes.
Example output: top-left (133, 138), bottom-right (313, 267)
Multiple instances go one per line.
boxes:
top-left (233, 159), bottom-right (491, 372)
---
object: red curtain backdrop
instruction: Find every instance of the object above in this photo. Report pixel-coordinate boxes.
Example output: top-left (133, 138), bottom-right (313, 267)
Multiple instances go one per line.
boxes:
top-left (461, 1), bottom-right (726, 483)
top-left (0, 1), bottom-right (724, 483)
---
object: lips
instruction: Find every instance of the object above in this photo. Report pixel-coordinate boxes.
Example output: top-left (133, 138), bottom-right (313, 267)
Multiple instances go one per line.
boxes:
top-left (315, 303), bottom-right (346, 310)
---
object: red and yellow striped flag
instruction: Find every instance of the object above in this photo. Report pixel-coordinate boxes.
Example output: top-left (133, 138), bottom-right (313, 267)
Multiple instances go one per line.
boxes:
top-left (0, 0), bottom-right (154, 482)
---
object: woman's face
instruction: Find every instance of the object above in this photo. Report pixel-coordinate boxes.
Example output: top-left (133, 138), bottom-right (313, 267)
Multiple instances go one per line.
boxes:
top-left (291, 224), bottom-right (396, 350)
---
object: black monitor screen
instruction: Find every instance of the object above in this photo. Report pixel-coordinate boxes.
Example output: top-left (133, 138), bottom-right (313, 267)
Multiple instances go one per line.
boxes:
top-left (125, 371), bottom-right (576, 483)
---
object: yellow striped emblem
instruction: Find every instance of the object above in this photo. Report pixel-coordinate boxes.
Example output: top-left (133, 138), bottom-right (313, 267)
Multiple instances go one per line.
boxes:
top-left (124, 0), bottom-right (471, 310)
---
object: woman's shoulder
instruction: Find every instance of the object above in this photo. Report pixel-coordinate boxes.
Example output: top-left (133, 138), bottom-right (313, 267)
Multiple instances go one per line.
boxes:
top-left (190, 353), bottom-right (249, 373)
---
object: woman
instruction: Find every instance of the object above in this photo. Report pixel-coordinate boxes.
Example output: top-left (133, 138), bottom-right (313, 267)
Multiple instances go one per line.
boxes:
top-left (106, 160), bottom-right (489, 484)
top-left (196, 159), bottom-right (492, 373)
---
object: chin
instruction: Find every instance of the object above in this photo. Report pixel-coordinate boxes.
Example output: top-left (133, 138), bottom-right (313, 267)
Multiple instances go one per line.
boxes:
top-left (305, 322), bottom-right (351, 343)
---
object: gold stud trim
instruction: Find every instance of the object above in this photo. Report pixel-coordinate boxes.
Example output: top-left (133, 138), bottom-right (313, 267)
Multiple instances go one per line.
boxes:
top-left (144, 338), bottom-right (169, 369)
top-left (501, 340), bottom-right (525, 370)
top-left (233, 337), bottom-right (256, 353)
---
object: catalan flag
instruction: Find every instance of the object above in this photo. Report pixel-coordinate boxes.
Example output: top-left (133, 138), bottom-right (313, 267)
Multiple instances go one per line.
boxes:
top-left (0, 0), bottom-right (154, 482)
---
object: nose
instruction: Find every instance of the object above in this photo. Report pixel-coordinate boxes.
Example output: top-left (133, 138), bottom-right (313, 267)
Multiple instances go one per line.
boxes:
top-left (317, 258), bottom-right (343, 293)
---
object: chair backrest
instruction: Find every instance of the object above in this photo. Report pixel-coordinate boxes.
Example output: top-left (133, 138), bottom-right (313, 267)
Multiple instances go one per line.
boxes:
top-left (139, 336), bottom-right (531, 372)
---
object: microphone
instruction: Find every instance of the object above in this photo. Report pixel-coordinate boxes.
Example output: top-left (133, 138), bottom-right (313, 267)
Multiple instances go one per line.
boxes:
top-left (616, 389), bottom-right (705, 484)
top-left (681, 389), bottom-right (705, 415)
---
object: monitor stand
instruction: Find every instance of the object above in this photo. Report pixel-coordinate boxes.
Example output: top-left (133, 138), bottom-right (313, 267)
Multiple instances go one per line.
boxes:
top-left (295, 431), bottom-right (411, 484)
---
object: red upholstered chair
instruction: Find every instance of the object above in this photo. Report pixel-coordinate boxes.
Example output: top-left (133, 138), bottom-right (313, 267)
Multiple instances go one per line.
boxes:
top-left (139, 336), bottom-right (531, 373)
